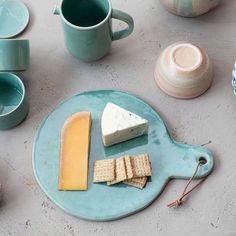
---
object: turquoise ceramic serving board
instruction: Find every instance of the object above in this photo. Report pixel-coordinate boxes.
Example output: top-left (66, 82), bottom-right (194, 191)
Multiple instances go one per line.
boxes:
top-left (33, 90), bottom-right (214, 221)
top-left (0, 0), bottom-right (29, 38)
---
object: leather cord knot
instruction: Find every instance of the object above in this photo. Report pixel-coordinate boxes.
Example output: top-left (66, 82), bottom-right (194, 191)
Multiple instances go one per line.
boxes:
top-left (175, 199), bottom-right (182, 206)
top-left (167, 160), bottom-right (207, 208)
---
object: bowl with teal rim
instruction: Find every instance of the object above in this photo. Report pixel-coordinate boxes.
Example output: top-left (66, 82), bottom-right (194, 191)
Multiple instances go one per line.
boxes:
top-left (232, 62), bottom-right (236, 95)
top-left (0, 73), bottom-right (29, 130)
top-left (0, 39), bottom-right (30, 72)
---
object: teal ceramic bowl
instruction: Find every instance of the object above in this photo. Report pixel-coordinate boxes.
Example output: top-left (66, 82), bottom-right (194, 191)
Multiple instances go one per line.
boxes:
top-left (0, 73), bottom-right (29, 130)
top-left (0, 39), bottom-right (30, 72)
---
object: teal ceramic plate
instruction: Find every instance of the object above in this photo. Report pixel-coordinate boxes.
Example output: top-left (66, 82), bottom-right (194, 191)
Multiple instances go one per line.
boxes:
top-left (33, 90), bottom-right (214, 221)
top-left (0, 0), bottom-right (29, 39)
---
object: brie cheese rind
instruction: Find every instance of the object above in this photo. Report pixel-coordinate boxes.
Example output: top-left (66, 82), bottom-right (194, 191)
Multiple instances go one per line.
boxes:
top-left (101, 103), bottom-right (149, 147)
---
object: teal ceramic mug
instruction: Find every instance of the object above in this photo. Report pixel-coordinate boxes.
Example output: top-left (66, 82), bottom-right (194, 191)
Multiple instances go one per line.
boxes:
top-left (0, 39), bottom-right (30, 72)
top-left (0, 73), bottom-right (29, 130)
top-left (53, 0), bottom-right (134, 62)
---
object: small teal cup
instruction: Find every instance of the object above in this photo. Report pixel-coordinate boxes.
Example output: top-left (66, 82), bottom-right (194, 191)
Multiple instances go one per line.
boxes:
top-left (0, 73), bottom-right (29, 130)
top-left (53, 0), bottom-right (134, 62)
top-left (0, 39), bottom-right (30, 72)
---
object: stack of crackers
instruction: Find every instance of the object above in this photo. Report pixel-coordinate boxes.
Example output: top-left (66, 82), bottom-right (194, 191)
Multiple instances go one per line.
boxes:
top-left (93, 154), bottom-right (152, 189)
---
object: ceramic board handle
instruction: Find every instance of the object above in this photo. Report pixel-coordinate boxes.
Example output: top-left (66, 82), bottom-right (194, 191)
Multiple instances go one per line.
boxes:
top-left (111, 9), bottom-right (134, 41)
top-left (53, 5), bottom-right (60, 15)
top-left (192, 147), bottom-right (214, 179)
top-left (170, 144), bottom-right (214, 180)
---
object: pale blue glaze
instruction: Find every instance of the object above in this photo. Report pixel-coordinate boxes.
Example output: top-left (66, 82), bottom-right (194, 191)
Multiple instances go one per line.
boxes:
top-left (53, 0), bottom-right (134, 62)
top-left (0, 0), bottom-right (29, 39)
top-left (178, 0), bottom-right (194, 16)
top-left (32, 90), bottom-right (214, 221)
top-left (0, 73), bottom-right (29, 129)
top-left (0, 39), bottom-right (30, 71)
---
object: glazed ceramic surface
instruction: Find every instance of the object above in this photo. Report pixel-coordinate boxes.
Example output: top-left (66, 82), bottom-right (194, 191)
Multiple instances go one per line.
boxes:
top-left (160, 0), bottom-right (221, 17)
top-left (232, 62), bottom-right (236, 95)
top-left (33, 90), bottom-right (214, 221)
top-left (53, 0), bottom-right (134, 62)
top-left (0, 39), bottom-right (30, 71)
top-left (155, 42), bottom-right (213, 99)
top-left (0, 73), bottom-right (29, 130)
top-left (0, 0), bottom-right (29, 38)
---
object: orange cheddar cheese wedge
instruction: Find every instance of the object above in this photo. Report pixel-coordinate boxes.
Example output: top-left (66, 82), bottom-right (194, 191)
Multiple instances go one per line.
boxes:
top-left (58, 112), bottom-right (91, 190)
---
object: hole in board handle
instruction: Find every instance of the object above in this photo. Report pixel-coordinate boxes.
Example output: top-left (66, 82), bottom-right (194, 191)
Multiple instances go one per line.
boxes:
top-left (198, 157), bottom-right (207, 165)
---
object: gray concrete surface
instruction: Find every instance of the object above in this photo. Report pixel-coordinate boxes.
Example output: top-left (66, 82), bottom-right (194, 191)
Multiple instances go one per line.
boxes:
top-left (0, 0), bottom-right (236, 235)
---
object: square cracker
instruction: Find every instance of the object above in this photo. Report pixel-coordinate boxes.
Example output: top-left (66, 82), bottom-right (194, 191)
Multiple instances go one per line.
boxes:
top-left (124, 156), bottom-right (134, 179)
top-left (108, 157), bottom-right (127, 185)
top-left (93, 159), bottom-right (115, 183)
top-left (123, 177), bottom-right (148, 189)
top-left (131, 154), bottom-right (152, 177)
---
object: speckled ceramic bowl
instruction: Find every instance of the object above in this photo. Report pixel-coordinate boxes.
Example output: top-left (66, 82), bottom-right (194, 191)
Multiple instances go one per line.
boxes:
top-left (232, 62), bottom-right (236, 95)
top-left (159, 0), bottom-right (221, 17)
top-left (154, 42), bottom-right (213, 99)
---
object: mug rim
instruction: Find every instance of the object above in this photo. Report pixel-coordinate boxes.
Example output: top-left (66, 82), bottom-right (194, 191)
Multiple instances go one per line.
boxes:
top-left (0, 39), bottom-right (29, 43)
top-left (58, 0), bottom-right (112, 30)
top-left (0, 73), bottom-right (26, 117)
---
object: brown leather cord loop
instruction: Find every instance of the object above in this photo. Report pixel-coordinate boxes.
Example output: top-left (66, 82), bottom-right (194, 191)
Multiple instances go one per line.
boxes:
top-left (167, 160), bottom-right (207, 208)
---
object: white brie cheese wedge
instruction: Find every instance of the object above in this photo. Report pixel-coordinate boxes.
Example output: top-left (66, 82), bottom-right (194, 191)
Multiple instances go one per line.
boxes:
top-left (101, 102), bottom-right (149, 147)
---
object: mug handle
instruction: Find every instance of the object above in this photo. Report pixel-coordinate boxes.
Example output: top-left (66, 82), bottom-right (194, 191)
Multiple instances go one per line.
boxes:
top-left (53, 5), bottom-right (60, 15)
top-left (111, 9), bottom-right (134, 41)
